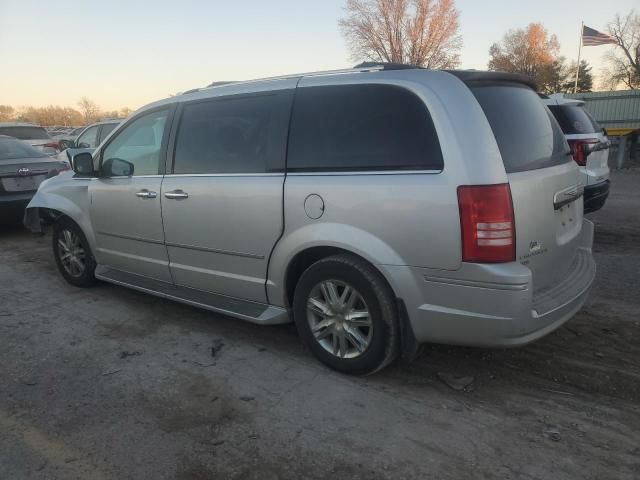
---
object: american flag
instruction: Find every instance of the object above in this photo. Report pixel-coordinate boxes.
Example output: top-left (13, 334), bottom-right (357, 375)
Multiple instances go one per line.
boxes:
top-left (582, 26), bottom-right (617, 46)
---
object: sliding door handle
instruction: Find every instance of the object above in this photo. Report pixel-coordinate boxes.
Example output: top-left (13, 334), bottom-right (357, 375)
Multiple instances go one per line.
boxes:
top-left (135, 189), bottom-right (157, 199)
top-left (164, 190), bottom-right (189, 200)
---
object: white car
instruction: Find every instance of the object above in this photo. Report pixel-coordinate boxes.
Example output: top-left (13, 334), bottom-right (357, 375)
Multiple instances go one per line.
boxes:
top-left (543, 95), bottom-right (610, 213)
top-left (0, 123), bottom-right (61, 156)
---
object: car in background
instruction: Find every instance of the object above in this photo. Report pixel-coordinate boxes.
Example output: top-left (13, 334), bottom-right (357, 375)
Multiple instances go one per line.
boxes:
top-left (543, 95), bottom-right (610, 213)
top-left (57, 120), bottom-right (120, 151)
top-left (52, 126), bottom-right (86, 145)
top-left (0, 135), bottom-right (70, 220)
top-left (56, 120), bottom-right (122, 168)
top-left (0, 123), bottom-right (61, 156)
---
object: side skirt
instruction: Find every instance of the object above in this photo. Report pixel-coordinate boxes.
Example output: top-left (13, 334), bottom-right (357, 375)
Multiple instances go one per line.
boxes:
top-left (95, 265), bottom-right (291, 325)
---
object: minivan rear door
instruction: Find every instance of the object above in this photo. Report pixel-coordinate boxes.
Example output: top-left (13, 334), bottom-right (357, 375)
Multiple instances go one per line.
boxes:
top-left (469, 81), bottom-right (584, 292)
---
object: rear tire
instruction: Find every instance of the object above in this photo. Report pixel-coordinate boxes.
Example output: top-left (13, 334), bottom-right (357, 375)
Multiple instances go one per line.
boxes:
top-left (52, 218), bottom-right (96, 287)
top-left (293, 254), bottom-right (399, 375)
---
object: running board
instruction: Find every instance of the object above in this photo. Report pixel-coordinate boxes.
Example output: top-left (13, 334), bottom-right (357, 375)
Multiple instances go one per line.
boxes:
top-left (95, 266), bottom-right (291, 325)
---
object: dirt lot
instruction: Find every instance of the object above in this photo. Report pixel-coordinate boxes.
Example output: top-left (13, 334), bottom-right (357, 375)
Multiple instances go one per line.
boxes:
top-left (1, 170), bottom-right (639, 480)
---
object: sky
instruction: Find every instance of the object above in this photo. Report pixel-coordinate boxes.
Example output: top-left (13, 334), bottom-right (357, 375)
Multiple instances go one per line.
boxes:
top-left (0, 0), bottom-right (636, 111)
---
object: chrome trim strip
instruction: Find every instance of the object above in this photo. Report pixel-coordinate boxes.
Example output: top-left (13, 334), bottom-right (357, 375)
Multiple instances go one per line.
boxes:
top-left (287, 170), bottom-right (442, 176)
top-left (165, 241), bottom-right (264, 259)
top-left (96, 231), bottom-right (164, 245)
top-left (423, 275), bottom-right (529, 291)
top-left (164, 173), bottom-right (284, 178)
top-left (553, 184), bottom-right (585, 210)
top-left (101, 175), bottom-right (164, 179)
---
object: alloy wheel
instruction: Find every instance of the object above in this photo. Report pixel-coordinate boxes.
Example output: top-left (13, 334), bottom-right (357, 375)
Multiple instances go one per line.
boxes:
top-left (306, 280), bottom-right (373, 359)
top-left (57, 229), bottom-right (86, 278)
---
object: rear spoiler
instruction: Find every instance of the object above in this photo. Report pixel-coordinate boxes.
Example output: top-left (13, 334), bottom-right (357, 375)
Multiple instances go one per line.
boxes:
top-left (446, 70), bottom-right (538, 91)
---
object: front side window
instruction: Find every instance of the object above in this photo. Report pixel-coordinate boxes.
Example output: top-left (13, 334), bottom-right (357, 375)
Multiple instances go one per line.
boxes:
top-left (287, 84), bottom-right (444, 171)
top-left (173, 92), bottom-right (291, 174)
top-left (76, 125), bottom-right (99, 148)
top-left (102, 109), bottom-right (168, 176)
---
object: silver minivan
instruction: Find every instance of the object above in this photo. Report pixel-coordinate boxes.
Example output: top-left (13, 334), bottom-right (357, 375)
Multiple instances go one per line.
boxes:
top-left (25, 65), bottom-right (596, 374)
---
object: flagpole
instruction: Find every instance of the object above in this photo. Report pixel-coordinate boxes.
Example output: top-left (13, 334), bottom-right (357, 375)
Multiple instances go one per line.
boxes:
top-left (573, 21), bottom-right (584, 93)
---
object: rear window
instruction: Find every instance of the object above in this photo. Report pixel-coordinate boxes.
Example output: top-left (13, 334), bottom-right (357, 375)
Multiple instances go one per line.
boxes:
top-left (548, 105), bottom-right (601, 134)
top-left (470, 84), bottom-right (570, 173)
top-left (287, 84), bottom-right (443, 172)
top-left (0, 126), bottom-right (51, 140)
top-left (0, 137), bottom-right (48, 160)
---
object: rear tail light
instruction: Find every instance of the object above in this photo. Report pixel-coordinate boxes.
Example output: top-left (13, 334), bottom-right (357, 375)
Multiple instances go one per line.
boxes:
top-left (44, 141), bottom-right (61, 152)
top-left (457, 184), bottom-right (515, 263)
top-left (567, 139), bottom-right (599, 166)
top-left (46, 162), bottom-right (71, 179)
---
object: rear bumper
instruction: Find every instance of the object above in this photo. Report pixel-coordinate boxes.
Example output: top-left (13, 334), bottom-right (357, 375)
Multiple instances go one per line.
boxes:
top-left (584, 180), bottom-right (610, 214)
top-left (0, 192), bottom-right (34, 207)
top-left (383, 220), bottom-right (595, 347)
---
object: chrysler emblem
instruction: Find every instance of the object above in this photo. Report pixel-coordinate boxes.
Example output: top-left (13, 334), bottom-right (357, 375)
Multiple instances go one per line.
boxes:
top-left (17, 167), bottom-right (31, 175)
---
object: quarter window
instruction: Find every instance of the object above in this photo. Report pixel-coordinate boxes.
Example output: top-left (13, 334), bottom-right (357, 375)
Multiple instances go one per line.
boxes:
top-left (173, 92), bottom-right (291, 174)
top-left (287, 84), bottom-right (443, 171)
top-left (102, 110), bottom-right (168, 176)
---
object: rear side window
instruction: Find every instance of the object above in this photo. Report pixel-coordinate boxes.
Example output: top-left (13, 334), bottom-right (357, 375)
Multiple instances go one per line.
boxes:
top-left (471, 84), bottom-right (570, 173)
top-left (287, 84), bottom-right (443, 172)
top-left (173, 92), bottom-right (292, 174)
top-left (0, 126), bottom-right (50, 140)
top-left (548, 105), bottom-right (601, 134)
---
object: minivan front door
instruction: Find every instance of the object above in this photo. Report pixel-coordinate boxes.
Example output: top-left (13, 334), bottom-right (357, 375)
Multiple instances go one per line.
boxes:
top-left (161, 89), bottom-right (294, 303)
top-left (89, 108), bottom-right (173, 282)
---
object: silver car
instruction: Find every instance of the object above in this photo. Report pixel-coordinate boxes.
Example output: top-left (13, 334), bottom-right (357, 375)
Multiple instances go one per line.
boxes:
top-left (25, 65), bottom-right (596, 374)
top-left (0, 123), bottom-right (61, 156)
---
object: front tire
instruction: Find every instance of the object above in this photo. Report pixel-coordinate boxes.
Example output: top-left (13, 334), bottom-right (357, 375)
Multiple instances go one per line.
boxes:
top-left (293, 254), bottom-right (399, 375)
top-left (52, 218), bottom-right (96, 287)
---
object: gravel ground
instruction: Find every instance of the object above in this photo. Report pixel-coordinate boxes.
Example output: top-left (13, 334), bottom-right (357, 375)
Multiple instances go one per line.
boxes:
top-left (0, 170), bottom-right (639, 480)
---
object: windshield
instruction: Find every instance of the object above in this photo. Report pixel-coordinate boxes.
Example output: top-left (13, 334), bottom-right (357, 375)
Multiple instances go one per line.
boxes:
top-left (0, 126), bottom-right (51, 140)
top-left (0, 137), bottom-right (48, 160)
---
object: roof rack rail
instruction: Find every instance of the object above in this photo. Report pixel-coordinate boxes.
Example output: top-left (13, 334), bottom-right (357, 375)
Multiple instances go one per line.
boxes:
top-left (196, 65), bottom-right (387, 91)
top-left (353, 61), bottom-right (424, 71)
top-left (208, 81), bottom-right (237, 88)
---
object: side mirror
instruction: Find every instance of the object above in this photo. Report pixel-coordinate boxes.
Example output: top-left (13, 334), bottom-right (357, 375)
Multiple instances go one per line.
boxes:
top-left (102, 157), bottom-right (134, 177)
top-left (77, 142), bottom-right (91, 149)
top-left (72, 152), bottom-right (96, 176)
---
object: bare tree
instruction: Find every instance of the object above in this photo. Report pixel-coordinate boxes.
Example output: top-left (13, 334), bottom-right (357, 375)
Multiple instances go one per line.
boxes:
top-left (488, 23), bottom-right (561, 92)
top-left (77, 97), bottom-right (101, 124)
top-left (339, 0), bottom-right (462, 68)
top-left (601, 10), bottom-right (640, 89)
top-left (0, 105), bottom-right (15, 122)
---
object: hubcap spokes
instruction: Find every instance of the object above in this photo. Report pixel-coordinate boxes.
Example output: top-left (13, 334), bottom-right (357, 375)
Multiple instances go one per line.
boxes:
top-left (58, 229), bottom-right (85, 277)
top-left (307, 280), bottom-right (373, 359)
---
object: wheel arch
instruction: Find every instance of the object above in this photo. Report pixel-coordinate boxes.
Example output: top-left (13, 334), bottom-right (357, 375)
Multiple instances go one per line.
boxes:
top-left (24, 179), bottom-right (97, 253)
top-left (267, 223), bottom-right (406, 309)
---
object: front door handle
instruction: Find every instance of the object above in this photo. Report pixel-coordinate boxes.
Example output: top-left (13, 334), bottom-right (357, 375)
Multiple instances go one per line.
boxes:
top-left (135, 189), bottom-right (157, 199)
top-left (164, 189), bottom-right (189, 200)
